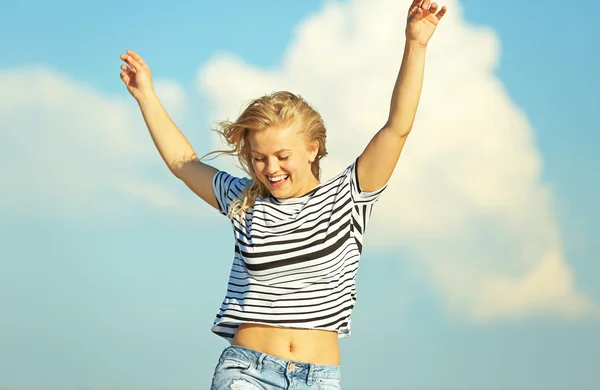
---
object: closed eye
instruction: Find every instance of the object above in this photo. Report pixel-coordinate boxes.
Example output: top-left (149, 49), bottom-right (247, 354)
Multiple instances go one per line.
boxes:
top-left (252, 155), bottom-right (289, 162)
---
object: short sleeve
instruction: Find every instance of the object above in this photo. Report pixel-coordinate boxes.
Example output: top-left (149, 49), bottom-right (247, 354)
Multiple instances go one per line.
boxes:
top-left (348, 157), bottom-right (387, 204)
top-left (212, 170), bottom-right (251, 216)
top-left (345, 158), bottom-right (387, 251)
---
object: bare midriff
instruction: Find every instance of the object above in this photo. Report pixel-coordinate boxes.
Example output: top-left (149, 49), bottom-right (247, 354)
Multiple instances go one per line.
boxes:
top-left (231, 323), bottom-right (340, 365)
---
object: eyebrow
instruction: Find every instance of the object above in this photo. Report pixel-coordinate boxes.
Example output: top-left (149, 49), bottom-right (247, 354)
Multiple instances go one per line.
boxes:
top-left (251, 149), bottom-right (292, 154)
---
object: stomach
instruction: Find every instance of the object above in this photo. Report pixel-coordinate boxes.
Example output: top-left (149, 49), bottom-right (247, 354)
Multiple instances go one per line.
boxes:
top-left (231, 323), bottom-right (340, 365)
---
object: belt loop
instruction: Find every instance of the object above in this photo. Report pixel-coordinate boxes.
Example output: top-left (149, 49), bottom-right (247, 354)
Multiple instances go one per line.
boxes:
top-left (306, 363), bottom-right (314, 385)
top-left (257, 353), bottom-right (266, 371)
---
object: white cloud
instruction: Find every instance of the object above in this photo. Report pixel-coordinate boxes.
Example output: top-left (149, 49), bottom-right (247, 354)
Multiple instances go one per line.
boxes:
top-left (0, 67), bottom-right (206, 224)
top-left (196, 0), bottom-right (596, 320)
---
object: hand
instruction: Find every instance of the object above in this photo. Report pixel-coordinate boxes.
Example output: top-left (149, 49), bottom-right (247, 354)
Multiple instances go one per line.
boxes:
top-left (119, 50), bottom-right (155, 101)
top-left (406, 0), bottom-right (447, 48)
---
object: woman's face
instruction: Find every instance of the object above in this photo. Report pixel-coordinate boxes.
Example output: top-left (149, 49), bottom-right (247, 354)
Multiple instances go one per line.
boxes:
top-left (247, 123), bottom-right (319, 199)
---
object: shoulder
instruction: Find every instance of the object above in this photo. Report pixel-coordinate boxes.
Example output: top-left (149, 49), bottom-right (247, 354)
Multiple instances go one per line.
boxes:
top-left (327, 158), bottom-right (387, 202)
top-left (213, 171), bottom-right (252, 191)
top-left (318, 158), bottom-right (359, 192)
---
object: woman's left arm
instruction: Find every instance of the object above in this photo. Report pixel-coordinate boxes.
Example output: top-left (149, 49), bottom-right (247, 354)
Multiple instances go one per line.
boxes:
top-left (357, 0), bottom-right (447, 192)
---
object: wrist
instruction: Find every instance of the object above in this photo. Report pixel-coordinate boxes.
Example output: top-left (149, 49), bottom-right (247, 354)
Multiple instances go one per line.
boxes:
top-left (405, 38), bottom-right (428, 51)
top-left (136, 89), bottom-right (159, 108)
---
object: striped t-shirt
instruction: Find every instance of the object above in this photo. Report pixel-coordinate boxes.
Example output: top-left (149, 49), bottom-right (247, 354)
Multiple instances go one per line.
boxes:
top-left (210, 158), bottom-right (386, 341)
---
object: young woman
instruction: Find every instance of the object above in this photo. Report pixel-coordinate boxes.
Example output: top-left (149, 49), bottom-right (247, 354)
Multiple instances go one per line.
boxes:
top-left (119, 1), bottom-right (446, 388)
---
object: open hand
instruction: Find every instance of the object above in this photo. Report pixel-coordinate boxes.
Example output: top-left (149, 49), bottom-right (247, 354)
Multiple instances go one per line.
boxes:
top-left (119, 50), bottom-right (154, 101)
top-left (406, 0), bottom-right (447, 48)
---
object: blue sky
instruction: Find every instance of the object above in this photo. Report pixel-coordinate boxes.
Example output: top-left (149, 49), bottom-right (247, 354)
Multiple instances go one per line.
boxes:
top-left (1, 1), bottom-right (599, 389)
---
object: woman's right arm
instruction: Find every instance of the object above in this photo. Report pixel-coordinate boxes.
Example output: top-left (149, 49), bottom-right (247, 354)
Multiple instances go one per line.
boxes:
top-left (120, 50), bottom-right (220, 210)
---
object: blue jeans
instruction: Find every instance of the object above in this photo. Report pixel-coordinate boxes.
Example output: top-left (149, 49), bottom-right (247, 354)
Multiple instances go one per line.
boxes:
top-left (210, 345), bottom-right (342, 389)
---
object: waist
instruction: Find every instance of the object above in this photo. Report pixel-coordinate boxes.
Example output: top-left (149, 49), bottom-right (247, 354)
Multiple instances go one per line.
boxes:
top-left (232, 323), bottom-right (340, 365)
top-left (219, 344), bottom-right (341, 381)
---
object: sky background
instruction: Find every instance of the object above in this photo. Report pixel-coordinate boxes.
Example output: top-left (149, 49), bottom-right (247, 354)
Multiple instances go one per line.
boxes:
top-left (1, 0), bottom-right (599, 389)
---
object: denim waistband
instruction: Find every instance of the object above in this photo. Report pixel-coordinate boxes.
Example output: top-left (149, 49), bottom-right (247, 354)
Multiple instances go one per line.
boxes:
top-left (219, 345), bottom-right (341, 380)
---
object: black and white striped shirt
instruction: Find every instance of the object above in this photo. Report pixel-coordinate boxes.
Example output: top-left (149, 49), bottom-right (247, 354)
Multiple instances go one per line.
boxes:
top-left (211, 158), bottom-right (386, 342)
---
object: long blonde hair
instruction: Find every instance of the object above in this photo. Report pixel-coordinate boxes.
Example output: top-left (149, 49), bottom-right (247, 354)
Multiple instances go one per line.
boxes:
top-left (202, 91), bottom-right (328, 218)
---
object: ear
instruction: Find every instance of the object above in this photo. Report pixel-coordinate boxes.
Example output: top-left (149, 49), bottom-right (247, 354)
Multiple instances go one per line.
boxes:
top-left (308, 140), bottom-right (319, 162)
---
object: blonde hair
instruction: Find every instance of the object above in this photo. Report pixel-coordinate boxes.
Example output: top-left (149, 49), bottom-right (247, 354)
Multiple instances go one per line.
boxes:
top-left (202, 91), bottom-right (328, 218)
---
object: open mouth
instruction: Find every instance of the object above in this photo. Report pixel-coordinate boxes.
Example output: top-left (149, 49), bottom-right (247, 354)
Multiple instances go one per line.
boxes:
top-left (268, 174), bottom-right (289, 187)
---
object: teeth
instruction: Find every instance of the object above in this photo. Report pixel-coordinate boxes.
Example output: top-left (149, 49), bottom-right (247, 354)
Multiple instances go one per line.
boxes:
top-left (269, 175), bottom-right (288, 182)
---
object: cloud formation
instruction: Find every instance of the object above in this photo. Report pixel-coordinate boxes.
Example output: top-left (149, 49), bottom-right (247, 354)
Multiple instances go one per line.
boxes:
top-left (0, 67), bottom-right (201, 224)
top-left (197, 0), bottom-right (595, 320)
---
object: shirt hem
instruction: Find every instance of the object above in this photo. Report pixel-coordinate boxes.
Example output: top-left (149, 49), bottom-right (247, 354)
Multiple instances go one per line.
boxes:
top-left (211, 319), bottom-right (351, 342)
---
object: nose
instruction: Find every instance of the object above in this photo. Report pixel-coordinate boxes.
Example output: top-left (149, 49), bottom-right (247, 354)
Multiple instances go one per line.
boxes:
top-left (264, 157), bottom-right (280, 174)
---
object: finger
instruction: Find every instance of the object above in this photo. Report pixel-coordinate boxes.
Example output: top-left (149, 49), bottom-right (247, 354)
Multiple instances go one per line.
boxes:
top-left (409, 0), bottom-right (424, 16)
top-left (121, 54), bottom-right (141, 73)
top-left (436, 5), bottom-right (447, 20)
top-left (408, 4), bottom-right (419, 17)
top-left (120, 64), bottom-right (134, 76)
top-left (429, 2), bottom-right (439, 13)
top-left (422, 0), bottom-right (431, 10)
top-left (120, 71), bottom-right (131, 85)
top-left (122, 54), bottom-right (142, 72)
top-left (408, 0), bottom-right (421, 17)
top-left (410, 7), bottom-right (424, 19)
top-left (119, 54), bottom-right (134, 72)
top-left (126, 50), bottom-right (147, 69)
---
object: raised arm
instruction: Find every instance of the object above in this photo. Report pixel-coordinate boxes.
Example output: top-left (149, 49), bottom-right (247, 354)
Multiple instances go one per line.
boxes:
top-left (357, 0), bottom-right (447, 192)
top-left (119, 50), bottom-right (220, 210)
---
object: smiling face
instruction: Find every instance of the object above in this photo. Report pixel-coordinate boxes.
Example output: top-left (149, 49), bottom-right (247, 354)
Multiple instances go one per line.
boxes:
top-left (247, 123), bottom-right (320, 199)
